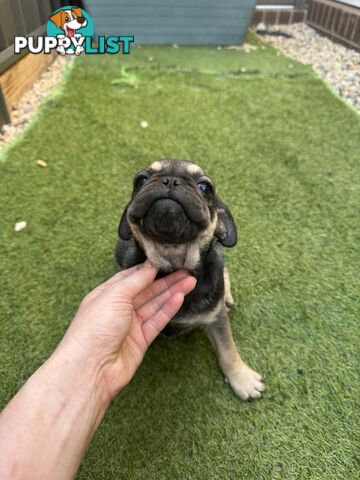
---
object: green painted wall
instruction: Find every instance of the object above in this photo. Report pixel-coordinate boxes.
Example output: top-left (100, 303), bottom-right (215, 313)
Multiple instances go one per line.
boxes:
top-left (84, 0), bottom-right (256, 45)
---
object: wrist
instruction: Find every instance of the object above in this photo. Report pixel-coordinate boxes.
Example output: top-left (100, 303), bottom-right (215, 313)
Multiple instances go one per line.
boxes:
top-left (0, 337), bottom-right (112, 480)
top-left (41, 335), bottom-right (112, 411)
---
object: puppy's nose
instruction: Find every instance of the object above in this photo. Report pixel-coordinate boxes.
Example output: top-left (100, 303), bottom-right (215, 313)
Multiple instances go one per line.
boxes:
top-left (77, 16), bottom-right (86, 24)
top-left (161, 177), bottom-right (182, 187)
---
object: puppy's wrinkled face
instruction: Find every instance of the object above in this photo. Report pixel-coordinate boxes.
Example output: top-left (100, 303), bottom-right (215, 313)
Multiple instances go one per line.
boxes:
top-left (119, 159), bottom-right (237, 270)
top-left (129, 159), bottom-right (215, 244)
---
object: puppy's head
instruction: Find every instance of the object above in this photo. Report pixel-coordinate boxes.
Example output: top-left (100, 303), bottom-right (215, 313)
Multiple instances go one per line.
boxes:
top-left (50, 8), bottom-right (87, 33)
top-left (118, 159), bottom-right (236, 270)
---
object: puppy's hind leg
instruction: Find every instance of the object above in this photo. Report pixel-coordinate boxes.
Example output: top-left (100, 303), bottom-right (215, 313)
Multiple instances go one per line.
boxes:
top-left (224, 266), bottom-right (234, 311)
top-left (204, 309), bottom-right (264, 400)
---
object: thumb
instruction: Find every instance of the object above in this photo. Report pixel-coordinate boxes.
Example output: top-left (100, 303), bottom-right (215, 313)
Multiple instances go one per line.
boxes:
top-left (115, 261), bottom-right (158, 300)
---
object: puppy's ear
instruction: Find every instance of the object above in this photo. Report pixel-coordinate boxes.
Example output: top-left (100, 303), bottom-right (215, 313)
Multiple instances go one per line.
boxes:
top-left (118, 204), bottom-right (131, 240)
top-left (72, 8), bottom-right (83, 18)
top-left (215, 198), bottom-right (237, 247)
top-left (49, 11), bottom-right (65, 28)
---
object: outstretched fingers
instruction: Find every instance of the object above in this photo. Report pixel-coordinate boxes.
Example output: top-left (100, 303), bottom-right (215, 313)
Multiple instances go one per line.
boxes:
top-left (85, 265), bottom-right (143, 301)
top-left (136, 275), bottom-right (196, 322)
top-left (102, 264), bottom-right (142, 288)
top-left (134, 269), bottom-right (191, 310)
top-left (142, 292), bottom-right (185, 346)
top-left (114, 261), bottom-right (158, 300)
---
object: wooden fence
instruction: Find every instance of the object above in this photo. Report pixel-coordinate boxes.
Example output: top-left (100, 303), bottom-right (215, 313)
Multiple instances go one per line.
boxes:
top-left (0, 1), bottom-right (85, 74)
top-left (307, 0), bottom-right (360, 49)
top-left (0, 1), bottom-right (84, 127)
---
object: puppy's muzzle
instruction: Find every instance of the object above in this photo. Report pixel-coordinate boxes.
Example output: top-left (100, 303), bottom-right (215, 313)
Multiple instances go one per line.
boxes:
top-left (128, 175), bottom-right (208, 243)
top-left (144, 198), bottom-right (200, 243)
top-left (129, 177), bottom-right (207, 226)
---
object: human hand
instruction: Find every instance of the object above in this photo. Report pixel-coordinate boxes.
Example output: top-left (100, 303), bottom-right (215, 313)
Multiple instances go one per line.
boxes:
top-left (0, 263), bottom-right (196, 480)
top-left (59, 262), bottom-right (196, 400)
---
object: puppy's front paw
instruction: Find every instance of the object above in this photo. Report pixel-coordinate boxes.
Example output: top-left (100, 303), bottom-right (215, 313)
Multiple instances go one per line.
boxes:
top-left (225, 364), bottom-right (265, 400)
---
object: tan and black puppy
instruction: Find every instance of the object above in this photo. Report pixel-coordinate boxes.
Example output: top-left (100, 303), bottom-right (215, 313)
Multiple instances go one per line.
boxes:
top-left (115, 159), bottom-right (264, 400)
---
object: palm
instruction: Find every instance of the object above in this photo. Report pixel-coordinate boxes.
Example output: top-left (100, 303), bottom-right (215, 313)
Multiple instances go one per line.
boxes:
top-left (79, 264), bottom-right (196, 397)
top-left (115, 314), bottom-right (149, 384)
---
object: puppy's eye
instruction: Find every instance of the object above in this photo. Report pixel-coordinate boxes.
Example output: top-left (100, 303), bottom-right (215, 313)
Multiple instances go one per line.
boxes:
top-left (197, 181), bottom-right (213, 195)
top-left (135, 174), bottom-right (149, 189)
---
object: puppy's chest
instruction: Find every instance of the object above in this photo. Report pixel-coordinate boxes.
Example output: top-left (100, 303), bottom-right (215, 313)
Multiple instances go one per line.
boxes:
top-left (172, 298), bottom-right (223, 327)
top-left (167, 268), bottom-right (225, 332)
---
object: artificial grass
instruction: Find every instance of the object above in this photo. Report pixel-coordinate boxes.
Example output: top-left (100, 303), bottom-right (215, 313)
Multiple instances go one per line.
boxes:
top-left (0, 34), bottom-right (359, 479)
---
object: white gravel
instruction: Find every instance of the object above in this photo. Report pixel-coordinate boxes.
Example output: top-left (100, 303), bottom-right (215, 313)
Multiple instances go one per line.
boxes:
top-left (0, 56), bottom-right (70, 148)
top-left (257, 23), bottom-right (360, 111)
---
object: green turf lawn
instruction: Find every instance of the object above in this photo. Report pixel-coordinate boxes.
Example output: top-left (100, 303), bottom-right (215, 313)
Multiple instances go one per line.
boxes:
top-left (0, 34), bottom-right (359, 479)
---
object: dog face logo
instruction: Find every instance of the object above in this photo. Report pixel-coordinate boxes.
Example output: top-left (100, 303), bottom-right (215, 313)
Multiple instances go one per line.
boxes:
top-left (50, 8), bottom-right (87, 38)
top-left (48, 6), bottom-right (92, 56)
top-left (16, 8), bottom-right (133, 56)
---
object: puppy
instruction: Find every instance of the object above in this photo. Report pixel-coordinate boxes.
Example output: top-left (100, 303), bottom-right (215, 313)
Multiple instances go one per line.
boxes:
top-left (115, 159), bottom-right (264, 400)
top-left (49, 8), bottom-right (87, 55)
